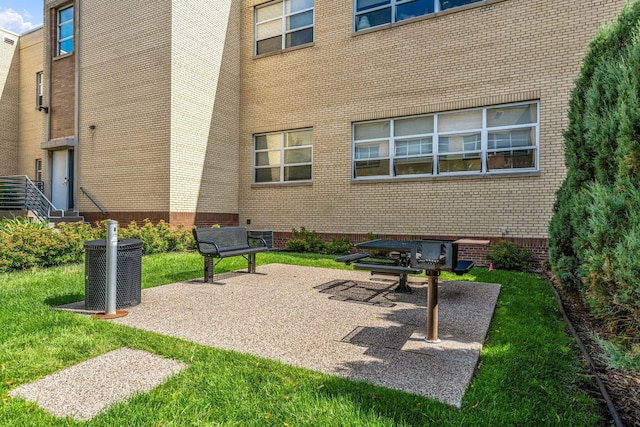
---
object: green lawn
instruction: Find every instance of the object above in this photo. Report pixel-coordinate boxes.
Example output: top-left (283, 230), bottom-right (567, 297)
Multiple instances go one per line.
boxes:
top-left (0, 252), bottom-right (605, 426)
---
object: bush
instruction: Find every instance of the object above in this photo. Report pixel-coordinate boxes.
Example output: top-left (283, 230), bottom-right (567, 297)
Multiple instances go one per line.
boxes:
top-left (118, 219), bottom-right (195, 254)
top-left (485, 241), bottom-right (533, 271)
top-left (325, 237), bottom-right (351, 255)
top-left (285, 227), bottom-right (326, 253)
top-left (0, 217), bottom-right (194, 272)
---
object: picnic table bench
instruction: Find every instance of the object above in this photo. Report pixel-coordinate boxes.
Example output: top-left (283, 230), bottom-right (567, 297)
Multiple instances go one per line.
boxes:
top-left (335, 252), bottom-right (422, 292)
top-left (193, 226), bottom-right (270, 283)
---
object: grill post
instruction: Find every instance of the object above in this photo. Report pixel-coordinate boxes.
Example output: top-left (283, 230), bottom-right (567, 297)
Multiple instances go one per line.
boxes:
top-left (426, 271), bottom-right (440, 342)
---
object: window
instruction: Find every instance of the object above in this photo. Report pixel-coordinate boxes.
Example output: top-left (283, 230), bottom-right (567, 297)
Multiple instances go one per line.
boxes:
top-left (254, 129), bottom-right (313, 183)
top-left (57, 5), bottom-right (74, 56)
top-left (355, 0), bottom-right (483, 31)
top-left (255, 0), bottom-right (314, 55)
top-left (35, 159), bottom-right (43, 190)
top-left (352, 102), bottom-right (539, 179)
top-left (36, 72), bottom-right (43, 109)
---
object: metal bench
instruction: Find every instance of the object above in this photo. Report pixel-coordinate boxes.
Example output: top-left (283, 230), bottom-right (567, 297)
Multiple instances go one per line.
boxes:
top-left (192, 226), bottom-right (269, 283)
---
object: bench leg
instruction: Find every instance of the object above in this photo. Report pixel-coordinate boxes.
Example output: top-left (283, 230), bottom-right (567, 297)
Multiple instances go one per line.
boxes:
top-left (248, 253), bottom-right (256, 273)
top-left (204, 257), bottom-right (214, 283)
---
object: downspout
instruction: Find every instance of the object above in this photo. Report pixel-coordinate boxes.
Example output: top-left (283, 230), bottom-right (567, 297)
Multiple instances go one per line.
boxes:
top-left (73, 0), bottom-right (81, 213)
top-left (44, 7), bottom-right (52, 197)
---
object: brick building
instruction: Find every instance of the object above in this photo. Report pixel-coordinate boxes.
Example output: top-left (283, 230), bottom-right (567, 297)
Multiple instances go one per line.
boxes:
top-left (0, 0), bottom-right (628, 262)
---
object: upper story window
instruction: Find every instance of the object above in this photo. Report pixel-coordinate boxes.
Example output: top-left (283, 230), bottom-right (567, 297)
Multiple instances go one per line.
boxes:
top-left (255, 0), bottom-right (314, 56)
top-left (352, 102), bottom-right (539, 179)
top-left (355, 0), bottom-right (483, 31)
top-left (254, 129), bottom-right (313, 183)
top-left (36, 72), bottom-right (43, 109)
top-left (35, 159), bottom-right (43, 183)
top-left (57, 5), bottom-right (74, 56)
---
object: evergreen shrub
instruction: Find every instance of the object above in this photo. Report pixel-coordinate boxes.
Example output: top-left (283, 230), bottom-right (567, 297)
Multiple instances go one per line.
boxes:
top-left (548, 1), bottom-right (640, 350)
top-left (485, 241), bottom-right (533, 271)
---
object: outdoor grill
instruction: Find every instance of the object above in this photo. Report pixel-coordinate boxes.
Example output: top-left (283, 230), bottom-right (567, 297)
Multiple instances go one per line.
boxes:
top-left (409, 239), bottom-right (475, 274)
top-left (340, 238), bottom-right (478, 343)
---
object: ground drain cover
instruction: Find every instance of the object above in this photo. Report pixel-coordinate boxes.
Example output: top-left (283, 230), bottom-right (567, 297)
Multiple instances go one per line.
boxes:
top-left (314, 279), bottom-right (397, 307)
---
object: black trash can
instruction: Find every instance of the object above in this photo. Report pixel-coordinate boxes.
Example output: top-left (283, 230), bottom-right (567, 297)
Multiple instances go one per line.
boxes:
top-left (84, 238), bottom-right (143, 311)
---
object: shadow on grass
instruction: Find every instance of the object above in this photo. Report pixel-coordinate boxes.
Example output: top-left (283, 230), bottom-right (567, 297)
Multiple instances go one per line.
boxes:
top-left (44, 292), bottom-right (85, 307)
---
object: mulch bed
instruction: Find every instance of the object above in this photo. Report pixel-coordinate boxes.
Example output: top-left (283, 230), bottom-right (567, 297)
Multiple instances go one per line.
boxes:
top-left (551, 279), bottom-right (640, 426)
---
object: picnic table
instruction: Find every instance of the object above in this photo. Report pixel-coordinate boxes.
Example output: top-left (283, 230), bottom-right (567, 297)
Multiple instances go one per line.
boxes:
top-left (337, 238), bottom-right (481, 342)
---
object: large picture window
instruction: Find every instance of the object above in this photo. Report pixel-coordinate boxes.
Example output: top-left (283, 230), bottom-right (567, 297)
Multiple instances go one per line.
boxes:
top-left (254, 129), bottom-right (313, 183)
top-left (57, 5), bottom-right (74, 56)
top-left (255, 0), bottom-right (314, 55)
top-left (355, 0), bottom-right (483, 31)
top-left (352, 102), bottom-right (539, 179)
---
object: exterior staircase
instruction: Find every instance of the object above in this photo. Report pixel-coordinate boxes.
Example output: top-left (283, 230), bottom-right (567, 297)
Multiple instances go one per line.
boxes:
top-left (0, 175), bottom-right (84, 225)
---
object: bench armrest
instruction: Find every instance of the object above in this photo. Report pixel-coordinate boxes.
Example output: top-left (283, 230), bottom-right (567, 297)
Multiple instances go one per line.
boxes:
top-left (195, 239), bottom-right (222, 256)
top-left (247, 235), bottom-right (268, 247)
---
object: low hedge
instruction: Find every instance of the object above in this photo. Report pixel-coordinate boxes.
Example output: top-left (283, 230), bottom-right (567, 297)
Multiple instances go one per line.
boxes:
top-left (0, 218), bottom-right (195, 273)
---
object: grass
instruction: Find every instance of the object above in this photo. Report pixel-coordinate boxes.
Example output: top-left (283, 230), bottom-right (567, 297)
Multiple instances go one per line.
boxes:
top-left (0, 252), bottom-right (605, 426)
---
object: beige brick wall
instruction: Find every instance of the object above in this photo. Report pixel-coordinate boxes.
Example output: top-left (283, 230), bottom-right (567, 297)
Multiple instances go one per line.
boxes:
top-left (75, 0), bottom-right (241, 224)
top-left (77, 0), bottom-right (173, 214)
top-left (238, 0), bottom-right (626, 240)
top-left (170, 0), bottom-right (240, 215)
top-left (17, 28), bottom-right (46, 182)
top-left (0, 29), bottom-right (19, 175)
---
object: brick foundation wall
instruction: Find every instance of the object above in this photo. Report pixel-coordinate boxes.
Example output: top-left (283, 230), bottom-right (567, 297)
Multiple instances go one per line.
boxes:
top-left (272, 231), bottom-right (548, 268)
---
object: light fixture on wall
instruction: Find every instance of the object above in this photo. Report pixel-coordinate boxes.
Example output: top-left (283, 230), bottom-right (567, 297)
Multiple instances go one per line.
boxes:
top-left (38, 106), bottom-right (49, 113)
top-left (89, 124), bottom-right (96, 130)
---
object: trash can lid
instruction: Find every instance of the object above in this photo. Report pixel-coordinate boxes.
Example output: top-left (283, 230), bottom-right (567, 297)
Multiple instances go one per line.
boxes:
top-left (84, 238), bottom-right (143, 249)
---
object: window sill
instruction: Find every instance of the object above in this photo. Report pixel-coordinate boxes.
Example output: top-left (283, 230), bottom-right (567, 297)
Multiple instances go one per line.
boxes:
top-left (53, 52), bottom-right (74, 61)
top-left (253, 42), bottom-right (314, 59)
top-left (252, 180), bottom-right (313, 188)
top-left (351, 170), bottom-right (540, 184)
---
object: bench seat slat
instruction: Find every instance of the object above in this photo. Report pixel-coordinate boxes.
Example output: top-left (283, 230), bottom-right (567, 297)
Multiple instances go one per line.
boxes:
top-left (335, 253), bottom-right (369, 264)
top-left (353, 263), bottom-right (422, 275)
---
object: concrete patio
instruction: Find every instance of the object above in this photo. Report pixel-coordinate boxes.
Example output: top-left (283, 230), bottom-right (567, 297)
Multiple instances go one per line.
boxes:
top-left (13, 264), bottom-right (501, 420)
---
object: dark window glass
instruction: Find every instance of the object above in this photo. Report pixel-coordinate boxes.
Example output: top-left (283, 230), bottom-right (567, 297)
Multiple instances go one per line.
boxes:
top-left (286, 28), bottom-right (313, 48)
top-left (255, 168), bottom-right (280, 183)
top-left (440, 0), bottom-right (482, 11)
top-left (257, 36), bottom-right (282, 55)
top-left (397, 0), bottom-right (434, 21)
top-left (357, 8), bottom-right (392, 29)
top-left (356, 0), bottom-right (391, 12)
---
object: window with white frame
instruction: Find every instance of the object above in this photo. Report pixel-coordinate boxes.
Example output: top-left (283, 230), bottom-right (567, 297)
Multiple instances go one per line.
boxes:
top-left (57, 5), bottom-right (74, 56)
top-left (355, 0), bottom-right (483, 31)
top-left (36, 72), bottom-right (43, 109)
top-left (254, 129), bottom-right (313, 183)
top-left (255, 0), bottom-right (314, 55)
top-left (353, 102), bottom-right (539, 179)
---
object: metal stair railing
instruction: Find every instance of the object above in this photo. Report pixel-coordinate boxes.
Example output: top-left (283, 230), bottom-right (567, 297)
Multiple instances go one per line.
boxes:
top-left (24, 176), bottom-right (56, 222)
top-left (0, 175), bottom-right (56, 223)
top-left (79, 187), bottom-right (107, 216)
